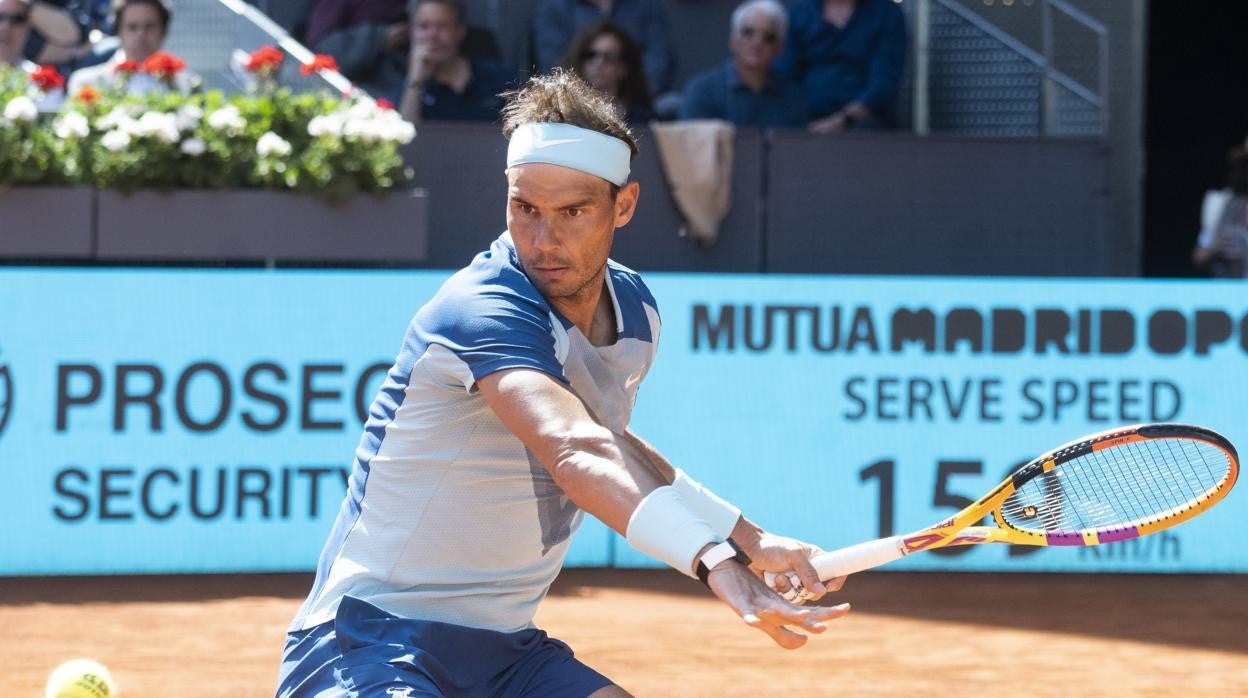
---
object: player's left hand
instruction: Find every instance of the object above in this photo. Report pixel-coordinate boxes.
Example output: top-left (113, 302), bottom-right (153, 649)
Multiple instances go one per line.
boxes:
top-left (743, 532), bottom-right (845, 603)
top-left (706, 561), bottom-right (851, 649)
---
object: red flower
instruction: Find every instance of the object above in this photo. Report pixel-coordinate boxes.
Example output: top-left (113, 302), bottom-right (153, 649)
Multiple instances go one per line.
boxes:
top-left (114, 59), bottom-right (141, 75)
top-left (142, 51), bottom-right (187, 80)
top-left (245, 44), bottom-right (284, 75)
top-left (375, 98), bottom-right (396, 111)
top-left (29, 64), bottom-right (65, 92)
top-left (74, 85), bottom-right (100, 105)
top-left (300, 53), bottom-right (339, 76)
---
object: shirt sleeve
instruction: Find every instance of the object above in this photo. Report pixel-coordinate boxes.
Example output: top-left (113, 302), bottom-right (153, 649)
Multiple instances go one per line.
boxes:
top-left (856, 4), bottom-right (907, 111)
top-left (415, 281), bottom-right (567, 392)
top-left (773, 1), bottom-right (806, 80)
top-left (679, 73), bottom-right (717, 120)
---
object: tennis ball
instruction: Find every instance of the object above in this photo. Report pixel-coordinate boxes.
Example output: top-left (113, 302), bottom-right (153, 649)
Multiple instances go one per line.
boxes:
top-left (45, 658), bottom-right (118, 698)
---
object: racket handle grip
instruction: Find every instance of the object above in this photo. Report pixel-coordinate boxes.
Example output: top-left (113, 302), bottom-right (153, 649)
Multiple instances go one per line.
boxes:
top-left (809, 535), bottom-right (907, 581)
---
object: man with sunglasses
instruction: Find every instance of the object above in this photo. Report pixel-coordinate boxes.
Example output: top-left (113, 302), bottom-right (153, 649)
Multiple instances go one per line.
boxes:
top-left (0, 0), bottom-right (32, 68)
top-left (0, 0), bottom-right (87, 69)
top-left (679, 0), bottom-right (807, 128)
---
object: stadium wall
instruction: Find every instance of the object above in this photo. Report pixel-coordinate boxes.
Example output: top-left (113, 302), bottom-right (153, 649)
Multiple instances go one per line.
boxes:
top-left (0, 125), bottom-right (1113, 275)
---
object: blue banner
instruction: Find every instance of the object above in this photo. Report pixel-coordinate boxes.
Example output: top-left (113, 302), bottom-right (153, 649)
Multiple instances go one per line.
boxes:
top-left (1, 270), bottom-right (1244, 575)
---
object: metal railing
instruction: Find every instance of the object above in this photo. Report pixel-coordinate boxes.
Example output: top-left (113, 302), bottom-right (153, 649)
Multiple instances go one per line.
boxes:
top-left (163, 0), bottom-right (351, 95)
top-left (911, 0), bottom-right (1109, 137)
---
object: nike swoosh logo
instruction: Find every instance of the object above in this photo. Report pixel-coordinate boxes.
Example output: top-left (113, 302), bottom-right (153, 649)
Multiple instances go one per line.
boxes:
top-left (533, 138), bottom-right (579, 148)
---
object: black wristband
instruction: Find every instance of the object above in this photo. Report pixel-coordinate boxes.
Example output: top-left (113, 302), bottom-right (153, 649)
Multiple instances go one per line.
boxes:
top-left (695, 538), bottom-right (751, 586)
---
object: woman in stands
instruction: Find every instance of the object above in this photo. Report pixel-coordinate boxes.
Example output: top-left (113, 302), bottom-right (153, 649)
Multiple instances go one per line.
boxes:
top-left (1192, 141), bottom-right (1248, 277)
top-left (559, 20), bottom-right (654, 124)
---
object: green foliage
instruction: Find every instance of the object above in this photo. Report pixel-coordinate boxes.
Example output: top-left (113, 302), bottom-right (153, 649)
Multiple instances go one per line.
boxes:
top-left (0, 67), bottom-right (414, 201)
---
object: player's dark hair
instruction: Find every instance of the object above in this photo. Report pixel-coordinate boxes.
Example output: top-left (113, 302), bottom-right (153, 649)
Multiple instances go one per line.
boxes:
top-left (500, 69), bottom-right (639, 160)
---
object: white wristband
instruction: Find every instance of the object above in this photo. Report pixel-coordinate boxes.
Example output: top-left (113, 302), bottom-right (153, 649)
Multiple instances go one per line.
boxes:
top-left (672, 469), bottom-right (741, 538)
top-left (626, 486), bottom-right (719, 578)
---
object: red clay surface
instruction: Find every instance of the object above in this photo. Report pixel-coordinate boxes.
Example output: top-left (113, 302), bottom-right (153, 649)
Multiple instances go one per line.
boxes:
top-left (2, 569), bottom-right (1245, 696)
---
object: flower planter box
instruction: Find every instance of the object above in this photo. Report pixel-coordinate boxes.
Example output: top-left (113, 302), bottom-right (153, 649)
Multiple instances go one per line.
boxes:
top-left (95, 188), bottom-right (428, 263)
top-left (0, 187), bottom-right (96, 259)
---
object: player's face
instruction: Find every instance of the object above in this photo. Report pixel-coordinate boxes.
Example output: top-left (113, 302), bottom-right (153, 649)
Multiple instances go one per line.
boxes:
top-left (118, 4), bottom-right (166, 63)
top-left (0, 0), bottom-right (31, 66)
top-left (506, 163), bottom-right (638, 303)
top-left (731, 9), bottom-right (783, 72)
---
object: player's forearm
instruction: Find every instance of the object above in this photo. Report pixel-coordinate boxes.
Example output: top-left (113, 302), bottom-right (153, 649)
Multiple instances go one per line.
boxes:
top-left (546, 426), bottom-right (668, 534)
top-left (618, 428), bottom-right (676, 483)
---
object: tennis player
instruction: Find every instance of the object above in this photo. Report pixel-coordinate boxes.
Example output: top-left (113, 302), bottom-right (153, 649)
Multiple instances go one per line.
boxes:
top-left (276, 70), bottom-right (849, 697)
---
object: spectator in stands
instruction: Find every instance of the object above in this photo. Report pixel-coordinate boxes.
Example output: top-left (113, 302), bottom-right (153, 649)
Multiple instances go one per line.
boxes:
top-left (24, 0), bottom-right (89, 66)
top-left (67, 0), bottom-right (190, 95)
top-left (679, 0), bottom-right (806, 128)
top-left (1192, 141), bottom-right (1248, 278)
top-left (302, 0), bottom-right (408, 99)
top-left (0, 0), bottom-right (32, 67)
top-left (534, 0), bottom-right (673, 95)
top-left (0, 0), bottom-right (86, 69)
top-left (397, 0), bottom-right (510, 124)
top-left (559, 21), bottom-right (653, 124)
top-left (776, 0), bottom-right (906, 133)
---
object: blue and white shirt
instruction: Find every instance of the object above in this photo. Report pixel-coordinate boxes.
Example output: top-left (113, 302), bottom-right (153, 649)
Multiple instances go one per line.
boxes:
top-left (291, 232), bottom-right (661, 633)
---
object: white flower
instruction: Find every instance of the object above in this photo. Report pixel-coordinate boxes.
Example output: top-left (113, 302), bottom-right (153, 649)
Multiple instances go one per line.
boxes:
top-left (54, 111), bottom-right (90, 139)
top-left (97, 107), bottom-right (138, 134)
top-left (343, 116), bottom-right (384, 143)
top-left (175, 104), bottom-right (203, 131)
top-left (307, 113), bottom-right (344, 138)
top-left (3, 96), bottom-right (38, 123)
top-left (256, 131), bottom-right (292, 158)
top-left (136, 111), bottom-right (180, 144)
top-left (347, 99), bottom-right (379, 121)
top-left (207, 105), bottom-right (245, 134)
top-left (379, 113), bottom-right (415, 144)
top-left (335, 108), bottom-right (416, 146)
top-left (180, 138), bottom-right (206, 156)
top-left (100, 129), bottom-right (132, 152)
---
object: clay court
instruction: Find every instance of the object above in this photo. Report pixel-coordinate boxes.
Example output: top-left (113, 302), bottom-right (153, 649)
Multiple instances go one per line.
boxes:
top-left (3, 569), bottom-right (1245, 696)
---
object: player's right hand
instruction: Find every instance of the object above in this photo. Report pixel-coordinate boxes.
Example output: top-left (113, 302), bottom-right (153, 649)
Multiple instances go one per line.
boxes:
top-left (706, 561), bottom-right (851, 649)
top-left (744, 531), bottom-right (844, 604)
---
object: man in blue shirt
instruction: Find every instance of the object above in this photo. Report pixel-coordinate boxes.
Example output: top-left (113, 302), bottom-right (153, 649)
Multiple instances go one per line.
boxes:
top-left (679, 0), bottom-right (807, 128)
top-left (776, 0), bottom-right (906, 132)
top-left (396, 0), bottom-right (511, 123)
top-left (534, 0), bottom-right (673, 94)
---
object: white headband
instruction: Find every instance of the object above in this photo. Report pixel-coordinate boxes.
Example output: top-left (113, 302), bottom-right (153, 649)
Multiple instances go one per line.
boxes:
top-left (506, 122), bottom-right (631, 186)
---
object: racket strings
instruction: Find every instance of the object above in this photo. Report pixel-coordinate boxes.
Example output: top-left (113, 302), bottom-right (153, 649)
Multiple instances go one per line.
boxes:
top-left (999, 437), bottom-right (1230, 534)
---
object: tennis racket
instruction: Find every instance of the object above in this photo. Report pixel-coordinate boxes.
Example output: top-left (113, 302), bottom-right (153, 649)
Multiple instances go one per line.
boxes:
top-left (769, 423), bottom-right (1239, 589)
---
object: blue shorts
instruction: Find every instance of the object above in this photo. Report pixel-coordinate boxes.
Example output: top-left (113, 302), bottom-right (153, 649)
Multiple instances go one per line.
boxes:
top-left (276, 596), bottom-right (614, 697)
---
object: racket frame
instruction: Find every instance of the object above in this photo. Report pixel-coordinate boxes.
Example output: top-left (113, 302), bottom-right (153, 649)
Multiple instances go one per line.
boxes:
top-left (804, 423), bottom-right (1239, 582)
